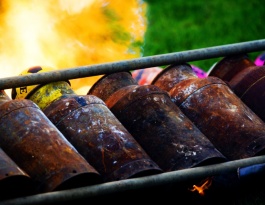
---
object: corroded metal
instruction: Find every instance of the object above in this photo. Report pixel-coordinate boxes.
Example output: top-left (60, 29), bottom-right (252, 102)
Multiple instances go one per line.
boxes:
top-left (208, 54), bottom-right (265, 122)
top-left (152, 64), bottom-right (265, 160)
top-left (1, 41), bottom-right (265, 204)
top-left (0, 90), bottom-right (101, 193)
top-left (89, 72), bottom-right (138, 102)
top-left (18, 79), bottom-right (162, 182)
top-left (2, 154), bottom-right (265, 205)
top-left (207, 54), bottom-right (255, 82)
top-left (45, 94), bottom-right (162, 182)
top-left (0, 147), bottom-right (34, 200)
top-left (89, 72), bottom-right (227, 172)
top-left (0, 40), bottom-right (265, 91)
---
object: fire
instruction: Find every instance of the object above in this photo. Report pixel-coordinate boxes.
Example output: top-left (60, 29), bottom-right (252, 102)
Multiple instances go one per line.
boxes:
top-left (189, 177), bottom-right (213, 196)
top-left (0, 0), bottom-right (147, 96)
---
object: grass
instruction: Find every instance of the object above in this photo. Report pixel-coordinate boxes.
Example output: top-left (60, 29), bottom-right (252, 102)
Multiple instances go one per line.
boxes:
top-left (142, 0), bottom-right (264, 71)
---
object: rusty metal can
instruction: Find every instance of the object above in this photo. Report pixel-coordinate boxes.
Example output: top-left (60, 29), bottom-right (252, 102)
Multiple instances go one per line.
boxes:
top-left (12, 66), bottom-right (162, 182)
top-left (88, 71), bottom-right (227, 172)
top-left (0, 90), bottom-right (101, 193)
top-left (0, 147), bottom-right (35, 199)
top-left (208, 54), bottom-right (265, 122)
top-left (152, 63), bottom-right (265, 160)
top-left (44, 94), bottom-right (162, 182)
top-left (207, 54), bottom-right (256, 83)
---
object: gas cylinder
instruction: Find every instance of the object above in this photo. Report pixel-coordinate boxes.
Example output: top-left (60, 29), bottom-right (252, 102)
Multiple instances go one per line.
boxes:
top-left (0, 89), bottom-right (101, 193)
top-left (152, 63), bottom-right (265, 160)
top-left (12, 66), bottom-right (162, 182)
top-left (207, 54), bottom-right (256, 83)
top-left (0, 89), bottom-right (34, 199)
top-left (208, 54), bottom-right (265, 122)
top-left (88, 71), bottom-right (227, 172)
top-left (0, 146), bottom-right (35, 199)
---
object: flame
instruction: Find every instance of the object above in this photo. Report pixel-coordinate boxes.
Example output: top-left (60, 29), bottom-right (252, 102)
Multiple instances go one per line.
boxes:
top-left (0, 0), bottom-right (147, 97)
top-left (189, 177), bottom-right (213, 196)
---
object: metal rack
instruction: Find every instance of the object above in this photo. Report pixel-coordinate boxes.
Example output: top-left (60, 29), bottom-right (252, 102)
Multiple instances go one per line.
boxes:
top-left (1, 39), bottom-right (265, 205)
top-left (0, 39), bottom-right (265, 90)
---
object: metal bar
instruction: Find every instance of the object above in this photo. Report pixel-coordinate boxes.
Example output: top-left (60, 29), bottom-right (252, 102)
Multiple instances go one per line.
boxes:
top-left (0, 39), bottom-right (264, 90)
top-left (2, 155), bottom-right (265, 205)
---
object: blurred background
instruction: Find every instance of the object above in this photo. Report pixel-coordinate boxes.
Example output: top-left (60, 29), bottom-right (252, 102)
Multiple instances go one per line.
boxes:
top-left (142, 0), bottom-right (264, 71)
top-left (0, 0), bottom-right (264, 94)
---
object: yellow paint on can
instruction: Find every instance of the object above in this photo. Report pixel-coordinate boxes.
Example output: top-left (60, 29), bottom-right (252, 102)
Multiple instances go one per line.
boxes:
top-left (29, 81), bottom-right (75, 110)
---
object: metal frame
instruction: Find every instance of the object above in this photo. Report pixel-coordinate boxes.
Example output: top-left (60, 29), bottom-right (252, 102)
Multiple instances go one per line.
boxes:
top-left (2, 155), bottom-right (265, 205)
top-left (1, 39), bottom-right (265, 205)
top-left (0, 39), bottom-right (264, 90)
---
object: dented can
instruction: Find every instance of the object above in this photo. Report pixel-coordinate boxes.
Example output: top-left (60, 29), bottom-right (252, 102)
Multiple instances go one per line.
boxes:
top-left (0, 89), bottom-right (101, 193)
top-left (12, 66), bottom-right (162, 182)
top-left (152, 63), bottom-right (265, 160)
top-left (208, 54), bottom-right (265, 122)
top-left (88, 71), bottom-right (227, 172)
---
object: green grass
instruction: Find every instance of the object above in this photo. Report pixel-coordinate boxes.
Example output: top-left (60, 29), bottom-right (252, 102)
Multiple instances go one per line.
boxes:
top-left (142, 0), bottom-right (264, 71)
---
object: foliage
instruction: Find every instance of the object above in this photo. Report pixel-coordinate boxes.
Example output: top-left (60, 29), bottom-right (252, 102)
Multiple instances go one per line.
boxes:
top-left (142, 0), bottom-right (264, 71)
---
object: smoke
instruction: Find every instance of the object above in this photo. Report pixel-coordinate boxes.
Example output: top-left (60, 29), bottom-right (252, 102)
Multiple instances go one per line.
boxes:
top-left (0, 0), bottom-right (147, 96)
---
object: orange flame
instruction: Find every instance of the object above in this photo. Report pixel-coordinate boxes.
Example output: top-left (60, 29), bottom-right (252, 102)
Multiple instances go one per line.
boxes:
top-left (0, 0), bottom-right (147, 96)
top-left (189, 177), bottom-right (213, 196)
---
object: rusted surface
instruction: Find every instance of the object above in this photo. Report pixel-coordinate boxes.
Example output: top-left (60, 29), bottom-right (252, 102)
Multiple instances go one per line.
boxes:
top-left (0, 98), bottom-right (101, 193)
top-left (89, 72), bottom-right (227, 172)
top-left (151, 63), bottom-right (197, 92)
top-left (153, 64), bottom-right (265, 160)
top-left (238, 68), bottom-right (265, 122)
top-left (44, 94), bottom-right (162, 182)
top-left (88, 71), bottom-right (138, 102)
top-left (169, 77), bottom-right (227, 106)
top-left (209, 54), bottom-right (265, 122)
top-left (0, 147), bottom-right (35, 199)
top-left (1, 41), bottom-right (265, 204)
top-left (208, 54), bottom-right (255, 82)
top-left (0, 148), bottom-right (30, 182)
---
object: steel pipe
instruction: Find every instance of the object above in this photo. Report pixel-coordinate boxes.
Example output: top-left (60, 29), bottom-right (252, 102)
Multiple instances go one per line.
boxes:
top-left (0, 39), bottom-right (264, 90)
top-left (1, 155), bottom-right (265, 205)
